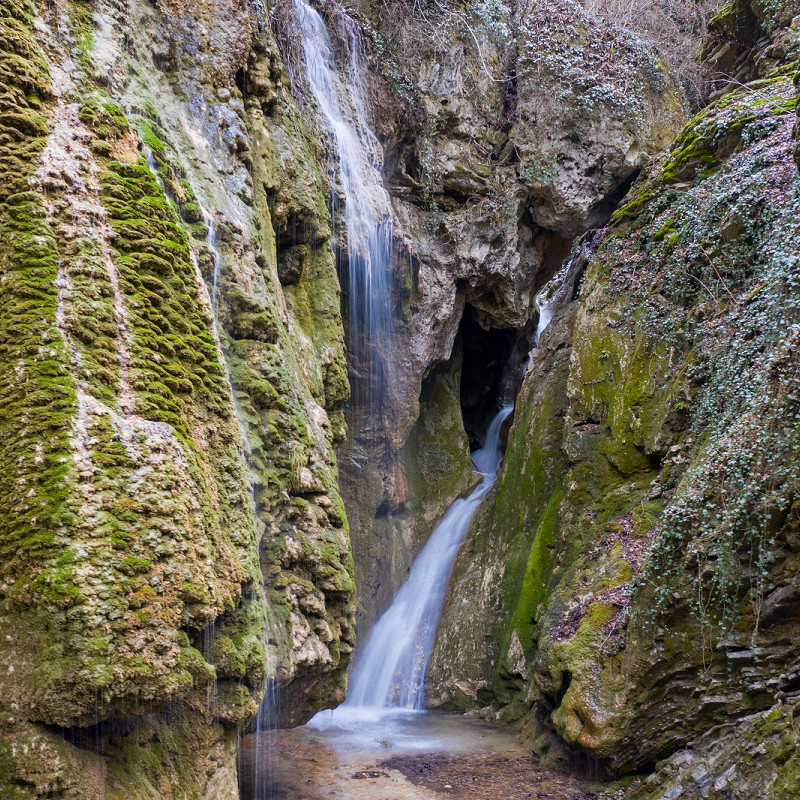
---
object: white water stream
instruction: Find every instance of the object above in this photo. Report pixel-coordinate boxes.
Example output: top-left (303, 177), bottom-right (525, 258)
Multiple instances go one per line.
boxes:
top-left (286, 0), bottom-right (516, 785)
top-left (534, 265), bottom-right (570, 344)
top-left (293, 0), bottom-right (394, 406)
top-left (310, 406), bottom-right (513, 730)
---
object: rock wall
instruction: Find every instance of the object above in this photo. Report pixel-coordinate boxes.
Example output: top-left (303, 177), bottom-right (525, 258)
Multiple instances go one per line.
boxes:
top-left (430, 5), bottom-right (800, 795)
top-left (342, 0), bottom-right (684, 630)
top-left (3, 0), bottom-right (798, 794)
top-left (0, 0), bottom-right (355, 793)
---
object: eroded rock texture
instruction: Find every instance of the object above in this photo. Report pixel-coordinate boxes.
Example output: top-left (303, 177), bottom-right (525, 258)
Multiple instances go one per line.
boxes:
top-left (429, 5), bottom-right (800, 796)
top-left (1, 0), bottom-right (354, 792)
top-left (342, 0), bottom-right (683, 629)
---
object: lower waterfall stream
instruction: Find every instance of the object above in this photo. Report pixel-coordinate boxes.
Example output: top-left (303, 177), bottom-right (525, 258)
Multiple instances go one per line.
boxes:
top-left (240, 405), bottom-right (591, 800)
top-left (237, 401), bottom-right (596, 800)
top-left (333, 404), bottom-right (514, 713)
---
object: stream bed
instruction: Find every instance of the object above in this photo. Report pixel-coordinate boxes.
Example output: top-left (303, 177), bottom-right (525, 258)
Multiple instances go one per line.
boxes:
top-left (239, 710), bottom-right (599, 799)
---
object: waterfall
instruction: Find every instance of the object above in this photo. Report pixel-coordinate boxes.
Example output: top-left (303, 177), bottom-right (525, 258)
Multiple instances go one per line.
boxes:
top-left (315, 406), bottom-right (513, 716)
top-left (535, 290), bottom-right (556, 344)
top-left (292, 0), bottom-right (509, 730)
top-left (534, 266), bottom-right (568, 344)
top-left (292, 0), bottom-right (394, 408)
top-left (534, 238), bottom-right (593, 345)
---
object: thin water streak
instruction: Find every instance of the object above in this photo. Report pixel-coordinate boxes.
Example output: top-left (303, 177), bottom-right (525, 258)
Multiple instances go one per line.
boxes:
top-left (293, 0), bottom-right (394, 411)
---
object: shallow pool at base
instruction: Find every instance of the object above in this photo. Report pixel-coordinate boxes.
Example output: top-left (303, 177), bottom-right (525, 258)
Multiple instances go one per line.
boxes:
top-left (238, 710), bottom-right (595, 800)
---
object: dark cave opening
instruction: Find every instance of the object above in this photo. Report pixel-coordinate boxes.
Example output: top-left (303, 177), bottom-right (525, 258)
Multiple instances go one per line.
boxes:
top-left (457, 305), bottom-right (518, 450)
top-left (235, 67), bottom-right (248, 97)
top-left (535, 229), bottom-right (573, 293)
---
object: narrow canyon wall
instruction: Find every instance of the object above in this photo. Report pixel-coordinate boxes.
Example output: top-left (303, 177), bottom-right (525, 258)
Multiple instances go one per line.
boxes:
top-left (2, 0), bottom-right (799, 795)
top-left (430, 4), bottom-right (800, 796)
top-left (342, 0), bottom-right (684, 630)
top-left (0, 0), bottom-right (355, 792)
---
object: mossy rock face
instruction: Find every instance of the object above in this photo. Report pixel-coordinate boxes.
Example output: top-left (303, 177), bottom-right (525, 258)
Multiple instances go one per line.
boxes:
top-left (0, 0), bottom-right (355, 790)
top-left (528, 76), bottom-right (800, 774)
top-left (432, 70), bottom-right (800, 781)
top-left (0, 54), bottom-right (265, 733)
top-left (0, 705), bottom-right (240, 800)
top-left (119, 0), bottom-right (355, 725)
top-left (401, 348), bottom-right (473, 526)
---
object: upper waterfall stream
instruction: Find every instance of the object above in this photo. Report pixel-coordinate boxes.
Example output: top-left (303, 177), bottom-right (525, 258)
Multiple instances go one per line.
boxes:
top-left (293, 0), bottom-right (394, 407)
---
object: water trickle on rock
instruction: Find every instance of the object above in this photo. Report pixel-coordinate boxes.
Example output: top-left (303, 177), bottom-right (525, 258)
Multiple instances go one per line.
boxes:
top-left (140, 150), bottom-right (281, 795)
top-left (240, 602), bottom-right (281, 800)
top-left (293, 0), bottom-right (394, 410)
top-left (535, 265), bottom-right (569, 344)
top-left (203, 209), bottom-right (222, 314)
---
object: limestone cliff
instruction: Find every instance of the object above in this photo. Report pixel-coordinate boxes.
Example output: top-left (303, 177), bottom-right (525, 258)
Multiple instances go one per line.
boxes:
top-left (0, 0), bottom-right (354, 792)
top-left (430, 4), bottom-right (800, 796)
top-left (342, 0), bottom-right (684, 630)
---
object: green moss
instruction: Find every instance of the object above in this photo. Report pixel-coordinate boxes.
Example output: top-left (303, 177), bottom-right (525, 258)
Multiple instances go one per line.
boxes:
top-left (96, 157), bottom-right (234, 437)
top-left (610, 186), bottom-right (655, 226)
top-left (79, 97), bottom-right (128, 141)
top-left (508, 488), bottom-right (565, 648)
top-left (0, 0), bottom-right (76, 591)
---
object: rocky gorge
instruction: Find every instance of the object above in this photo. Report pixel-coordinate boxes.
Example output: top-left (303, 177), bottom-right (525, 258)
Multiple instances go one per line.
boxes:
top-left (0, 0), bottom-right (799, 796)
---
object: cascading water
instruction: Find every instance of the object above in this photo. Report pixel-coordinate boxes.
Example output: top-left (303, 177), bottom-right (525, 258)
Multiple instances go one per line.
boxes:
top-left (293, 0), bottom-right (511, 750)
top-left (240, 613), bottom-right (279, 800)
top-left (312, 405), bottom-right (513, 722)
top-left (193, 210), bottom-right (281, 798)
top-left (534, 238), bottom-right (594, 346)
top-left (534, 265), bottom-right (570, 344)
top-left (292, 0), bottom-right (394, 408)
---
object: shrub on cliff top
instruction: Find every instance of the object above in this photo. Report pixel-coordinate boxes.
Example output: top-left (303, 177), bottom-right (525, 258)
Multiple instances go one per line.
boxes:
top-left (581, 0), bottom-right (717, 104)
